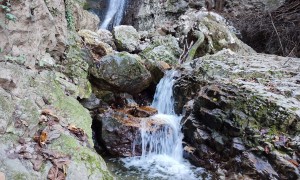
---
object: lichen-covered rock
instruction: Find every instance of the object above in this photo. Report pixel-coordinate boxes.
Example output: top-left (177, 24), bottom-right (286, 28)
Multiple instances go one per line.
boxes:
top-left (78, 29), bottom-right (114, 58)
top-left (140, 35), bottom-right (182, 65)
top-left (72, 3), bottom-right (100, 31)
top-left (174, 51), bottom-right (300, 179)
top-left (0, 62), bottom-right (113, 180)
top-left (126, 0), bottom-right (188, 31)
top-left (89, 52), bottom-right (152, 94)
top-left (113, 25), bottom-right (140, 52)
top-left (0, 0), bottom-right (68, 67)
top-left (176, 9), bottom-right (255, 59)
top-left (97, 29), bottom-right (116, 50)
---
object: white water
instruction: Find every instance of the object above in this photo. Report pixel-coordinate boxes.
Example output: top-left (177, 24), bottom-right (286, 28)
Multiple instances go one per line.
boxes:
top-left (122, 70), bottom-right (205, 179)
top-left (100, 0), bottom-right (126, 29)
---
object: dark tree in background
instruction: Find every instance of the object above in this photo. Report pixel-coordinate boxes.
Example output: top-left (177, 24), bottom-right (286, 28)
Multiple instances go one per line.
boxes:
top-left (233, 0), bottom-right (300, 57)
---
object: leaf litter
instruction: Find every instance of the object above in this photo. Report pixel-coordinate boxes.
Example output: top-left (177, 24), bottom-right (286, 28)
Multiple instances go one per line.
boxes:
top-left (6, 108), bottom-right (88, 180)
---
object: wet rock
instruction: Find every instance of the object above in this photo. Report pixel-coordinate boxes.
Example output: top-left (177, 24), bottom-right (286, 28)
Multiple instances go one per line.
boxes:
top-left (124, 106), bottom-right (158, 118)
top-left (113, 25), bottom-right (140, 52)
top-left (241, 152), bottom-right (279, 179)
top-left (96, 114), bottom-right (141, 157)
top-left (144, 59), bottom-right (171, 84)
top-left (79, 93), bottom-right (101, 110)
top-left (268, 151), bottom-right (300, 179)
top-left (89, 52), bottom-right (152, 94)
top-left (119, 93), bottom-right (138, 108)
top-left (174, 73), bottom-right (203, 114)
top-left (211, 131), bottom-right (226, 152)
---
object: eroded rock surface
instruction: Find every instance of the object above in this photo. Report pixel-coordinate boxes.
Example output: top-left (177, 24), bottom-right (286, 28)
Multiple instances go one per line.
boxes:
top-left (0, 63), bottom-right (113, 180)
top-left (174, 50), bottom-right (300, 179)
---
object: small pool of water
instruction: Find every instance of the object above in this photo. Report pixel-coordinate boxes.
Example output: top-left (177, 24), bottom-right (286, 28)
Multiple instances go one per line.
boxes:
top-left (105, 157), bottom-right (212, 180)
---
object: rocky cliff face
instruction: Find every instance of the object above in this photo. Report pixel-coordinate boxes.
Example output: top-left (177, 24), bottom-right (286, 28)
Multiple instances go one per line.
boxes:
top-left (124, 0), bottom-right (285, 32)
top-left (0, 0), bottom-right (113, 179)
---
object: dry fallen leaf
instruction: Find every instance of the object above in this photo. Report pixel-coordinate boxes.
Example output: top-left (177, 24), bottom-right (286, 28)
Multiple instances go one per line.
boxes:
top-left (67, 124), bottom-right (87, 142)
top-left (41, 109), bottom-right (59, 122)
top-left (47, 165), bottom-right (66, 180)
top-left (288, 159), bottom-right (299, 167)
top-left (39, 131), bottom-right (48, 146)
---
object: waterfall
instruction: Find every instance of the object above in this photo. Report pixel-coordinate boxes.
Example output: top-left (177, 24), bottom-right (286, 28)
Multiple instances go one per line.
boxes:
top-left (123, 70), bottom-right (203, 179)
top-left (100, 0), bottom-right (126, 29)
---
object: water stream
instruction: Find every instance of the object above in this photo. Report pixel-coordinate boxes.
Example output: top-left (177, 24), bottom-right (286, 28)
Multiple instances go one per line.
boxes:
top-left (100, 0), bottom-right (127, 29)
top-left (106, 70), bottom-right (209, 179)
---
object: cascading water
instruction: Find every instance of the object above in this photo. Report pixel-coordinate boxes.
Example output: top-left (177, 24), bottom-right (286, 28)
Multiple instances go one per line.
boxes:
top-left (100, 0), bottom-right (126, 29)
top-left (121, 70), bottom-right (206, 179)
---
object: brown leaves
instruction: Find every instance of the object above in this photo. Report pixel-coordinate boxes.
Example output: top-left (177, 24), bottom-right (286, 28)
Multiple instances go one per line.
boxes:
top-left (47, 165), bottom-right (66, 180)
top-left (67, 124), bottom-right (87, 142)
top-left (40, 131), bottom-right (48, 146)
top-left (7, 107), bottom-right (86, 180)
top-left (43, 149), bottom-right (71, 180)
top-left (40, 109), bottom-right (60, 123)
top-left (288, 159), bottom-right (299, 167)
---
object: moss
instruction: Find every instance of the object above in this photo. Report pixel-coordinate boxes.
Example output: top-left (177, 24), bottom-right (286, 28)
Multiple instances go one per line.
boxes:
top-left (51, 81), bottom-right (93, 144)
top-left (49, 134), bottom-right (113, 180)
top-left (0, 133), bottom-right (19, 144)
top-left (232, 91), bottom-right (296, 135)
top-left (65, 0), bottom-right (75, 31)
top-left (12, 173), bottom-right (30, 180)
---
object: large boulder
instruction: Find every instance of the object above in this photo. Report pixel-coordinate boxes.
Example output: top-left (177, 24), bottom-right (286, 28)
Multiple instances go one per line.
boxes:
top-left (78, 29), bottom-right (114, 59)
top-left (95, 112), bottom-right (141, 157)
top-left (140, 35), bottom-right (182, 65)
top-left (174, 50), bottom-right (300, 179)
top-left (89, 52), bottom-right (152, 94)
top-left (94, 107), bottom-right (168, 157)
top-left (97, 29), bottom-right (117, 49)
top-left (113, 25), bottom-right (140, 52)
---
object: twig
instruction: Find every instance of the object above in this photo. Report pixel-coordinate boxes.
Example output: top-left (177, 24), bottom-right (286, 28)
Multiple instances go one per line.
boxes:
top-left (268, 11), bottom-right (285, 56)
top-left (283, 46), bottom-right (296, 65)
